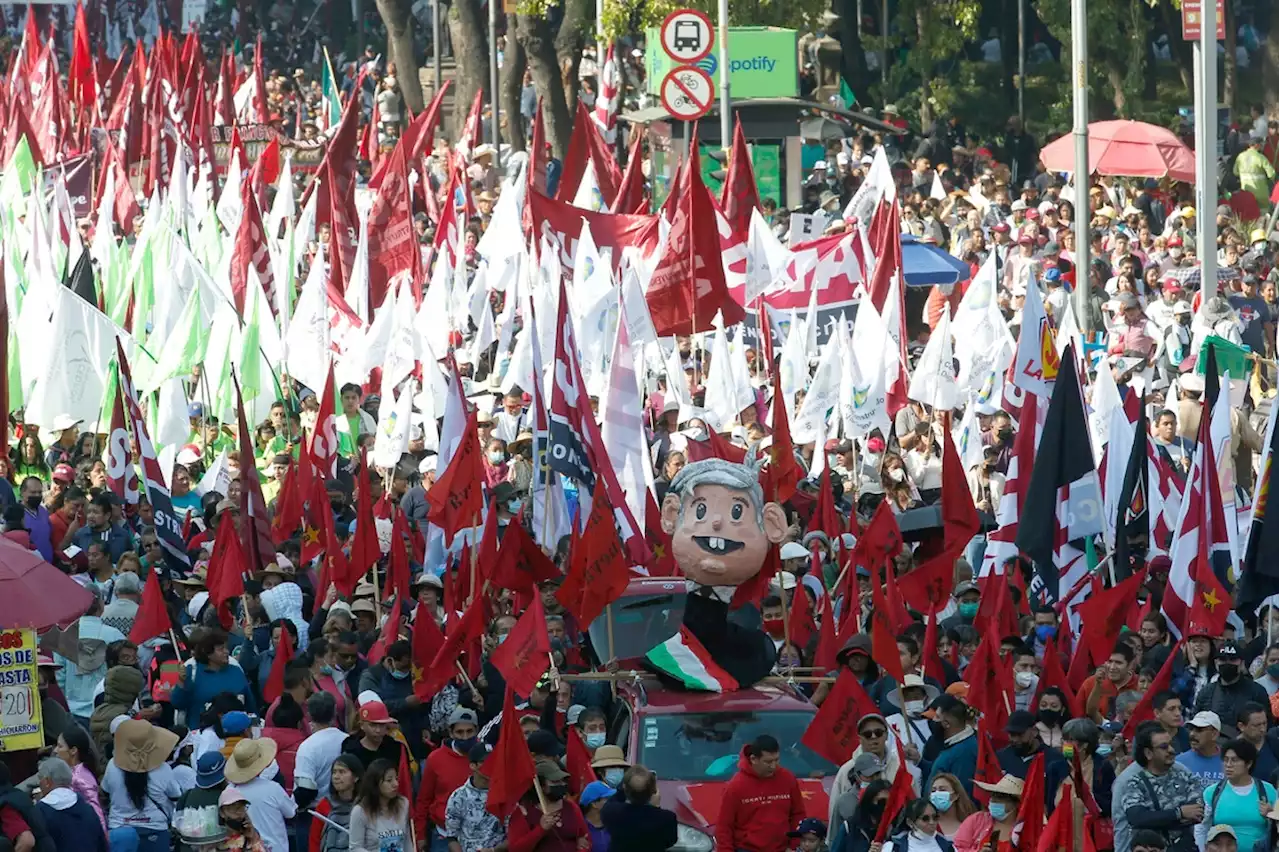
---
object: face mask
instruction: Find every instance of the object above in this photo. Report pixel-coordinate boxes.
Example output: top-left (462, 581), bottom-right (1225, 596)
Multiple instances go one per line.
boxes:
top-left (889, 468), bottom-right (906, 483)
top-left (762, 618), bottom-right (785, 638)
top-left (988, 803), bottom-right (1009, 821)
top-left (24, 495), bottom-right (40, 510)
top-left (389, 668), bottom-right (410, 680)
top-left (585, 733), bottom-right (607, 749)
top-left (225, 817), bottom-right (248, 831)
top-left (330, 500), bottom-right (345, 512)
top-left (1015, 671), bottom-right (1037, 690)
top-left (958, 602), bottom-right (980, 618)
top-left (495, 633), bottom-right (509, 645)
top-left (930, 790), bottom-right (953, 812)
top-left (320, 664), bottom-right (334, 676)
top-left (604, 768), bottom-right (625, 787)
top-left (1096, 744), bottom-right (1113, 757)
top-left (1039, 709), bottom-right (1063, 728)
top-left (508, 500), bottom-right (522, 514)
top-left (997, 427), bottom-right (1015, 442)
top-left (1268, 664), bottom-right (1278, 679)
top-left (905, 700), bottom-right (926, 716)
top-left (454, 736), bottom-right (477, 752)
top-left (1218, 662), bottom-right (1241, 682)
top-left (911, 827), bottom-right (936, 841)
top-left (545, 784), bottom-right (568, 801)
top-left (488, 452), bottom-right (505, 464)
top-left (1035, 625), bottom-right (1056, 642)
top-left (1170, 248), bottom-right (1184, 259)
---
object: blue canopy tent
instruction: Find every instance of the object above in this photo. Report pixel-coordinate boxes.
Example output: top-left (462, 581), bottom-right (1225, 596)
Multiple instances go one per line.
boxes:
top-left (900, 234), bottom-right (972, 287)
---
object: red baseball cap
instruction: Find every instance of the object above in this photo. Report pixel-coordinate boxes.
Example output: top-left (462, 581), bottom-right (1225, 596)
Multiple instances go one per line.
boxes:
top-left (358, 701), bottom-right (395, 725)
top-left (52, 464), bottom-right (75, 483)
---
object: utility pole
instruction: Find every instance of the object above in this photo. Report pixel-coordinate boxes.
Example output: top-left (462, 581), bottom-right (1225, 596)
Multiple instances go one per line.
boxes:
top-left (717, 0), bottom-right (731, 147)
top-left (1017, 0), bottom-right (1026, 126)
top-left (1070, 0), bottom-right (1091, 333)
top-left (432, 0), bottom-right (442, 95)
top-left (489, 0), bottom-right (500, 157)
top-left (1195, 0), bottom-right (1219, 301)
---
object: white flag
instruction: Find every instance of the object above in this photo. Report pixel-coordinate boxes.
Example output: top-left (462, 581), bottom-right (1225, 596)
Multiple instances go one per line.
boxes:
top-left (907, 305), bottom-right (958, 411)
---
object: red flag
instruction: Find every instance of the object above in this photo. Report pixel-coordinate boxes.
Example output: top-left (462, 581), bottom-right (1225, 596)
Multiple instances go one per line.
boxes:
top-left (386, 510), bottom-right (413, 603)
top-left (411, 613), bottom-right (447, 700)
top-left (557, 494), bottom-right (630, 627)
top-left (128, 565), bottom-right (172, 644)
top-left (786, 582), bottom-right (815, 652)
top-left (458, 87), bottom-right (484, 157)
top-left (1014, 753), bottom-right (1047, 851)
top-left (482, 688), bottom-right (537, 818)
top-left (528, 100), bottom-right (548, 197)
top-left (490, 594), bottom-right (552, 697)
top-left (565, 728), bottom-right (595, 794)
top-left (426, 411), bottom-right (485, 546)
top-left (228, 187), bottom-right (277, 317)
top-left (68, 2), bottom-right (94, 110)
top-left (874, 737), bottom-right (915, 842)
top-left (1037, 781), bottom-right (1076, 852)
top-left (972, 716), bottom-right (1004, 805)
top-left (556, 100), bottom-right (619, 204)
top-left (206, 513), bottom-right (248, 629)
top-left (491, 512), bottom-right (561, 593)
top-left (720, 117), bottom-right (762, 226)
top-left (851, 501), bottom-right (904, 574)
top-left (349, 449), bottom-right (380, 578)
top-left (965, 626), bottom-right (1016, 734)
top-left (922, 613), bottom-right (947, 684)
top-left (420, 592), bottom-right (488, 698)
top-left (1033, 634), bottom-right (1083, 718)
top-left (610, 131), bottom-right (648, 214)
top-left (975, 573), bottom-right (1022, 642)
top-left (308, 364), bottom-right (340, 477)
top-left (368, 596), bottom-right (404, 666)
top-left (233, 374), bottom-right (276, 572)
top-left (366, 138), bottom-right (420, 309)
top-left (644, 490), bottom-right (678, 576)
top-left (300, 461), bottom-right (329, 566)
top-left (883, 564), bottom-right (913, 633)
top-left (1075, 568), bottom-right (1148, 670)
top-left (812, 583), bottom-right (839, 672)
top-left (262, 625), bottom-right (296, 703)
top-left (800, 669), bottom-right (882, 764)
top-left (1122, 639), bottom-right (1184, 740)
top-left (869, 567), bottom-right (906, 686)
top-left (806, 467), bottom-right (842, 536)
top-left (270, 459), bottom-right (301, 545)
top-left (899, 431), bottom-right (981, 615)
top-left (397, 744), bottom-right (414, 800)
top-left (645, 137), bottom-right (745, 336)
top-left (760, 369), bottom-right (801, 504)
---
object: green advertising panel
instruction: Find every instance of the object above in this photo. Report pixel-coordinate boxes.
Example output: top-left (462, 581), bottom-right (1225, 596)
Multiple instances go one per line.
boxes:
top-left (646, 27), bottom-right (798, 101)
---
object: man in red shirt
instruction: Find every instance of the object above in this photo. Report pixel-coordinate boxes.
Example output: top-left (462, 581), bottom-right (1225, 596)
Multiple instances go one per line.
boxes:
top-left (715, 735), bottom-right (806, 852)
top-left (1077, 641), bottom-right (1140, 723)
top-left (414, 707), bottom-right (479, 847)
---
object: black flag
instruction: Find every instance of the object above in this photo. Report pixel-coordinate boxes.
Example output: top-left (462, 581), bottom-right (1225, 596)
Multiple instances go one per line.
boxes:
top-left (1015, 346), bottom-right (1103, 604)
top-left (1112, 403), bottom-right (1149, 581)
top-left (65, 251), bottom-right (99, 310)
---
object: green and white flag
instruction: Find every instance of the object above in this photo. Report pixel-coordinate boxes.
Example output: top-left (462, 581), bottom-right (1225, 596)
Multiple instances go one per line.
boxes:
top-left (321, 47), bottom-right (343, 130)
top-left (644, 627), bottom-right (739, 693)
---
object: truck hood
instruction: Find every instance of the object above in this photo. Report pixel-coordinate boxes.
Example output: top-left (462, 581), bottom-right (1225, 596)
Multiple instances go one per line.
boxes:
top-left (660, 777), bottom-right (832, 836)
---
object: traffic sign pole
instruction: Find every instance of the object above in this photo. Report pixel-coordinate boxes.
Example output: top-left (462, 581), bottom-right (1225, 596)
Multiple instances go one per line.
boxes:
top-left (1196, 0), bottom-right (1218, 300)
top-left (717, 0), bottom-right (730, 149)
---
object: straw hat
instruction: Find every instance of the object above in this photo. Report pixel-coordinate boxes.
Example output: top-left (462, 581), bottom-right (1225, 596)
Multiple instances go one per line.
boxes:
top-left (114, 720), bottom-right (181, 773)
top-left (974, 774), bottom-right (1025, 798)
top-left (224, 737), bottom-right (279, 784)
top-left (886, 674), bottom-right (941, 709)
top-left (590, 745), bottom-right (630, 769)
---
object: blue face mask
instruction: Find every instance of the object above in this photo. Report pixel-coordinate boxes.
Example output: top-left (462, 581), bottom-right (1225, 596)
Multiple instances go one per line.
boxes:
top-left (585, 733), bottom-right (607, 749)
top-left (604, 768), bottom-right (625, 787)
top-left (988, 803), bottom-right (1009, 821)
top-left (930, 791), bottom-right (952, 812)
top-left (1035, 625), bottom-right (1056, 642)
top-left (389, 668), bottom-right (410, 680)
top-left (454, 736), bottom-right (477, 753)
top-left (958, 601), bottom-right (980, 618)
top-left (320, 664), bottom-right (334, 676)
top-left (1096, 744), bottom-right (1113, 757)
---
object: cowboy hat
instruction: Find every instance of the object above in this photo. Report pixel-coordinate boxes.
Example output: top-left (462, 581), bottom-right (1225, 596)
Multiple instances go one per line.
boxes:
top-left (114, 720), bottom-right (181, 773)
top-left (224, 737), bottom-right (279, 784)
top-left (886, 674), bottom-right (941, 709)
top-left (509, 430), bottom-right (534, 451)
top-left (974, 774), bottom-right (1025, 798)
top-left (590, 745), bottom-right (630, 769)
top-left (174, 566), bottom-right (209, 587)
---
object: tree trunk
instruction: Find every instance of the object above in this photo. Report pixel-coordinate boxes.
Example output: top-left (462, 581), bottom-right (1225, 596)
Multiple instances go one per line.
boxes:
top-left (448, 0), bottom-right (489, 137)
top-left (553, 0), bottom-right (593, 117)
top-left (1259, 35), bottom-right (1280, 116)
top-left (1106, 65), bottom-right (1126, 117)
top-left (1141, 3), bottom-right (1158, 100)
top-left (375, 0), bottom-right (425, 114)
top-left (915, 4), bottom-right (933, 127)
top-left (1222, 0), bottom-right (1236, 112)
top-left (516, 13), bottom-right (572, 159)
top-left (1157, 0), bottom-right (1194, 94)
top-left (501, 16), bottom-right (528, 152)
top-left (831, 0), bottom-right (872, 103)
top-left (1000, 0), bottom-right (1018, 105)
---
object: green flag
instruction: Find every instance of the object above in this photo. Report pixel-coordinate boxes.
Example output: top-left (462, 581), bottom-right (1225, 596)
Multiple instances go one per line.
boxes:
top-left (238, 285), bottom-right (263, 402)
top-left (1196, 335), bottom-right (1253, 381)
top-left (6, 136), bottom-right (37, 197)
top-left (322, 47), bottom-right (343, 129)
top-left (147, 286), bottom-right (207, 389)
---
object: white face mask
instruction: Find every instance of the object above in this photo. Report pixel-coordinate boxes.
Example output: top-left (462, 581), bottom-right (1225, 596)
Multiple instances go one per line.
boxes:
top-left (889, 468), bottom-right (906, 483)
top-left (905, 699), bottom-right (926, 716)
top-left (1015, 671), bottom-right (1038, 690)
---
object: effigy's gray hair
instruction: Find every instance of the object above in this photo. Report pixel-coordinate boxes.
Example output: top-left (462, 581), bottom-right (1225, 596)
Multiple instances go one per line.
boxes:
top-left (668, 457), bottom-right (767, 526)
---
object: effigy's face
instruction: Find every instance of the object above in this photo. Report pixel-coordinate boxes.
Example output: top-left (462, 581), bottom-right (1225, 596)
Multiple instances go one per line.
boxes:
top-left (662, 483), bottom-right (787, 586)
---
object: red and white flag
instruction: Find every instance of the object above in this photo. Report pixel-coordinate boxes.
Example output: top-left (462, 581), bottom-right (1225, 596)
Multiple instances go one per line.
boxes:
top-left (591, 43), bottom-right (618, 144)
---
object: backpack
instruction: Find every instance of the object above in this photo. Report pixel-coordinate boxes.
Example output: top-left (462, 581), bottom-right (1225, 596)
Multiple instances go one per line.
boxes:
top-left (1208, 777), bottom-right (1268, 826)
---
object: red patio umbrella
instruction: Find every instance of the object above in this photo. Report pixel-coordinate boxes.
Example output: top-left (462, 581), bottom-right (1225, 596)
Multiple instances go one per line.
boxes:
top-left (1039, 120), bottom-right (1196, 183)
top-left (0, 539), bottom-right (95, 630)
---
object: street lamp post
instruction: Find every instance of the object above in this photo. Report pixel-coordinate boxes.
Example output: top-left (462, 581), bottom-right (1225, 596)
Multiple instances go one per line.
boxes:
top-left (1070, 0), bottom-right (1091, 334)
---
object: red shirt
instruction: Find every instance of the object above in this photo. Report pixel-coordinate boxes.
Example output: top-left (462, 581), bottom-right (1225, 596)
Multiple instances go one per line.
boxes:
top-left (0, 806), bottom-right (30, 842)
top-left (507, 798), bottom-right (589, 852)
top-left (413, 744), bottom-right (472, 836)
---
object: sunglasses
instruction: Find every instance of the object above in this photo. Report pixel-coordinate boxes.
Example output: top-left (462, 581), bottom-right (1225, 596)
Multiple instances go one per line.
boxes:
top-left (860, 728), bottom-right (888, 738)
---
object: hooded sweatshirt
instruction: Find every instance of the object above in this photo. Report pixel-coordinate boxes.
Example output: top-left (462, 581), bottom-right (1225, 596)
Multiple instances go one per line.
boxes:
top-left (89, 665), bottom-right (146, 754)
top-left (713, 745), bottom-right (806, 852)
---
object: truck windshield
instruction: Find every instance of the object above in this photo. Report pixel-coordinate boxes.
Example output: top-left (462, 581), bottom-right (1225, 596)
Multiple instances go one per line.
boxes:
top-left (637, 710), bottom-right (838, 782)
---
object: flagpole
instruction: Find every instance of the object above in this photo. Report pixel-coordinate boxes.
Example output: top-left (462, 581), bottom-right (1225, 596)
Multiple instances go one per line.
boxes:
top-left (372, 564), bottom-right (383, 625)
top-left (540, 454), bottom-right (553, 550)
top-left (469, 511), bottom-right (479, 603)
